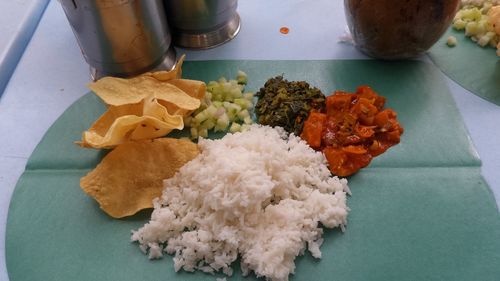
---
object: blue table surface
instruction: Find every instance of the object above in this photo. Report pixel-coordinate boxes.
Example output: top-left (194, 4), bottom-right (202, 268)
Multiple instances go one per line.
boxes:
top-left (0, 1), bottom-right (499, 280)
top-left (0, 0), bottom-right (49, 97)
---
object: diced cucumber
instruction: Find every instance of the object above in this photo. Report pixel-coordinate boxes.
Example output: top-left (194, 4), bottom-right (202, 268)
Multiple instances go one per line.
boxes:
top-left (194, 110), bottom-right (209, 123)
top-left (205, 105), bottom-right (218, 116)
top-left (243, 92), bottom-right (254, 101)
top-left (199, 128), bottom-right (208, 138)
top-left (229, 122), bottom-right (242, 133)
top-left (234, 98), bottom-right (250, 109)
top-left (237, 70), bottom-right (248, 84)
top-left (215, 113), bottom-right (230, 132)
top-left (200, 119), bottom-right (216, 130)
top-left (190, 127), bottom-right (198, 139)
top-left (243, 116), bottom-right (253, 125)
top-left (237, 109), bottom-right (250, 120)
top-left (186, 71), bottom-right (256, 138)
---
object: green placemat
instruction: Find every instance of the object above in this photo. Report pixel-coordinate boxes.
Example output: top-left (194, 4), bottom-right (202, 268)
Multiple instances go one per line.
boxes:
top-left (429, 28), bottom-right (500, 105)
top-left (6, 60), bottom-right (500, 281)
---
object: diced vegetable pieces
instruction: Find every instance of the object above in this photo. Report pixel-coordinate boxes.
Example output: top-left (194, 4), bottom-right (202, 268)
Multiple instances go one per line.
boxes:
top-left (199, 128), bottom-right (208, 138)
top-left (215, 113), bottom-right (230, 132)
top-left (186, 71), bottom-right (255, 138)
top-left (237, 109), bottom-right (250, 120)
top-left (300, 112), bottom-right (326, 149)
top-left (354, 124), bottom-right (375, 138)
top-left (452, 3), bottom-right (500, 56)
top-left (243, 116), bottom-right (253, 125)
top-left (324, 146), bottom-right (372, 177)
top-left (351, 98), bottom-right (378, 125)
top-left (323, 147), bottom-right (348, 176)
top-left (243, 92), bottom-right (254, 101)
top-left (194, 110), bottom-right (209, 124)
top-left (200, 119), bottom-right (215, 130)
top-left (237, 70), bottom-right (248, 85)
top-left (301, 86), bottom-right (403, 177)
top-left (190, 127), bottom-right (198, 139)
top-left (374, 109), bottom-right (391, 128)
top-left (342, 145), bottom-right (367, 154)
top-left (229, 122), bottom-right (242, 133)
top-left (326, 93), bottom-right (353, 112)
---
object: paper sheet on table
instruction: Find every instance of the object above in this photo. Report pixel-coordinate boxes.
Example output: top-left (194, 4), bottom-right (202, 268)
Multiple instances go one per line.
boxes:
top-left (7, 60), bottom-right (500, 281)
top-left (429, 28), bottom-right (500, 105)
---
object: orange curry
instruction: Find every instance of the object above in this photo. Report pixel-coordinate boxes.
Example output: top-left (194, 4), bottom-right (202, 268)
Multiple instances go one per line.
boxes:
top-left (301, 86), bottom-right (403, 177)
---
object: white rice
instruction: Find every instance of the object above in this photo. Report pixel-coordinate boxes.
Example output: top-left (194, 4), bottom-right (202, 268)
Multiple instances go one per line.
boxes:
top-left (131, 125), bottom-right (350, 281)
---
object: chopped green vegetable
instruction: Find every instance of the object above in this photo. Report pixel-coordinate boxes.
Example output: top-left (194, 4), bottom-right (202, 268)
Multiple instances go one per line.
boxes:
top-left (236, 70), bottom-right (248, 85)
top-left (199, 128), bottom-right (208, 138)
top-left (243, 92), bottom-right (254, 100)
top-left (190, 127), bottom-right (198, 139)
top-left (255, 76), bottom-right (325, 135)
top-left (229, 122), bottom-right (242, 133)
top-left (215, 113), bottom-right (230, 132)
top-left (237, 109), bottom-right (250, 120)
top-left (186, 71), bottom-right (255, 139)
top-left (200, 119), bottom-right (215, 130)
top-left (446, 36), bottom-right (458, 47)
top-left (452, 1), bottom-right (499, 50)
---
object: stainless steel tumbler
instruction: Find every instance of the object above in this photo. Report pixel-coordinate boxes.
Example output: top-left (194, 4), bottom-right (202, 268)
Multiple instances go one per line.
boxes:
top-left (163, 0), bottom-right (240, 49)
top-left (59, 0), bottom-right (176, 79)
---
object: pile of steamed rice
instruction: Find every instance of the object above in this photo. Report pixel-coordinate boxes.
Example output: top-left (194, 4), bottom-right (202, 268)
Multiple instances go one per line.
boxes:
top-left (131, 125), bottom-right (350, 281)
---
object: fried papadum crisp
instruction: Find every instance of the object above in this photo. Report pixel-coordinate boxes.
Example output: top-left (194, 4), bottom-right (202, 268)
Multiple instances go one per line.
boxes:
top-left (143, 54), bottom-right (185, 81)
top-left (87, 76), bottom-right (200, 110)
top-left (87, 55), bottom-right (187, 106)
top-left (79, 54), bottom-right (207, 149)
top-left (160, 79), bottom-right (206, 116)
top-left (78, 96), bottom-right (185, 149)
top-left (80, 138), bottom-right (199, 218)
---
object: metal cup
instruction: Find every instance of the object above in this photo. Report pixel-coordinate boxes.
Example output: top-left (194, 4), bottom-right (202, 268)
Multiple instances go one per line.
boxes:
top-left (163, 0), bottom-right (240, 49)
top-left (59, 0), bottom-right (176, 79)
